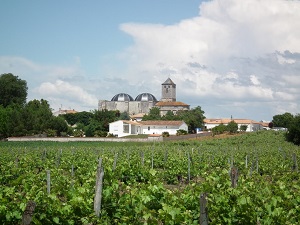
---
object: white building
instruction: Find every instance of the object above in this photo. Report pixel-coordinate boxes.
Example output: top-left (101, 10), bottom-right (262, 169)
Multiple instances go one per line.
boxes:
top-left (204, 118), bottom-right (264, 132)
top-left (109, 120), bottom-right (188, 137)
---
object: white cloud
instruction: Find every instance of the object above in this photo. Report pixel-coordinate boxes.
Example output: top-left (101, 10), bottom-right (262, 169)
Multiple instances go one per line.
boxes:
top-left (118, 0), bottom-right (300, 120)
top-left (250, 75), bottom-right (260, 86)
top-left (283, 75), bottom-right (300, 86)
top-left (34, 80), bottom-right (98, 111)
top-left (1, 0), bottom-right (300, 120)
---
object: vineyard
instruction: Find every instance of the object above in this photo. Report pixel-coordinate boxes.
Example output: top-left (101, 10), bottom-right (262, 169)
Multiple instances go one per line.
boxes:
top-left (1, 131), bottom-right (300, 224)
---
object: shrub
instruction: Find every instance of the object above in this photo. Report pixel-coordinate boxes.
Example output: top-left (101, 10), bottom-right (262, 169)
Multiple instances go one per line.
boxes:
top-left (176, 129), bottom-right (188, 135)
top-left (162, 132), bottom-right (170, 137)
top-left (240, 125), bottom-right (248, 132)
top-left (95, 130), bottom-right (108, 137)
top-left (212, 124), bottom-right (227, 135)
top-left (46, 129), bottom-right (56, 137)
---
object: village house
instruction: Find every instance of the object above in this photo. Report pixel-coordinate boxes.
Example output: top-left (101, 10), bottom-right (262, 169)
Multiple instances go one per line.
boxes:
top-left (109, 120), bottom-right (188, 137)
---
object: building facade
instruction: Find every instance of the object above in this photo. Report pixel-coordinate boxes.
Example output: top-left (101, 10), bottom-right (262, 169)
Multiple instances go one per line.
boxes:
top-left (109, 120), bottom-right (188, 137)
top-left (204, 118), bottom-right (264, 132)
top-left (98, 78), bottom-right (190, 116)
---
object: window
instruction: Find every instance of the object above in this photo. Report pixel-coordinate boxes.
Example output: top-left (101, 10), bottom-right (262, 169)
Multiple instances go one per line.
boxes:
top-left (123, 124), bottom-right (129, 133)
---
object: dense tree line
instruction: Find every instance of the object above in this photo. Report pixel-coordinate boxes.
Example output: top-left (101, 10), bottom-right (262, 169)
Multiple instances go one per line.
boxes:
top-left (272, 112), bottom-right (300, 145)
top-left (0, 73), bottom-right (70, 138)
top-left (0, 73), bottom-right (121, 138)
top-left (61, 110), bottom-right (124, 137)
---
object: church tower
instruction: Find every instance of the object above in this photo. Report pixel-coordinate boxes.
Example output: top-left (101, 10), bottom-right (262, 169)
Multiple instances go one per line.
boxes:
top-left (161, 78), bottom-right (176, 102)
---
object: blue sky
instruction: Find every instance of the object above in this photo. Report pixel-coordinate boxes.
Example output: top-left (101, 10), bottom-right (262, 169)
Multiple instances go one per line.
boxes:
top-left (1, 0), bottom-right (300, 121)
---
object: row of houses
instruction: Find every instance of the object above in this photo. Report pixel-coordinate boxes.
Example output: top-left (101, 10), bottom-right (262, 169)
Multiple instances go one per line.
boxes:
top-left (108, 118), bottom-right (269, 137)
top-left (204, 118), bottom-right (268, 132)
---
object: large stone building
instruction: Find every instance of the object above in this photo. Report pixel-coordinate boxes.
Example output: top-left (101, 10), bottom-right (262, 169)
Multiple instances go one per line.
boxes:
top-left (98, 78), bottom-right (190, 115)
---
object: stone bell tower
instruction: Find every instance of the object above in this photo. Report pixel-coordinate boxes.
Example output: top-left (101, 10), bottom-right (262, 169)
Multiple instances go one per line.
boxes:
top-left (161, 78), bottom-right (176, 102)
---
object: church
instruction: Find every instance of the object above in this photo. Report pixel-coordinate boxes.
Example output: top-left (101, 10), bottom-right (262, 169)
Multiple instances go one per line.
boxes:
top-left (98, 78), bottom-right (190, 116)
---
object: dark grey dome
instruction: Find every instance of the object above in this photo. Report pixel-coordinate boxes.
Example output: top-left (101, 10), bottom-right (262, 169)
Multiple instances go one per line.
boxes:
top-left (111, 93), bottom-right (134, 101)
top-left (135, 93), bottom-right (157, 102)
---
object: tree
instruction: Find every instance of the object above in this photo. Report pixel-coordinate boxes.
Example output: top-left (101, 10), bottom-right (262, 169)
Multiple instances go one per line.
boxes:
top-left (62, 111), bottom-right (93, 126)
top-left (92, 109), bottom-right (118, 131)
top-left (272, 112), bottom-right (294, 128)
top-left (48, 116), bottom-right (68, 136)
top-left (286, 114), bottom-right (300, 145)
top-left (6, 105), bottom-right (26, 136)
top-left (0, 106), bottom-right (9, 138)
top-left (162, 110), bottom-right (178, 120)
top-left (227, 120), bottom-right (238, 134)
top-left (0, 73), bottom-right (28, 107)
top-left (177, 106), bottom-right (205, 133)
top-left (23, 99), bottom-right (53, 135)
top-left (119, 111), bottom-right (130, 120)
top-left (142, 107), bottom-right (161, 120)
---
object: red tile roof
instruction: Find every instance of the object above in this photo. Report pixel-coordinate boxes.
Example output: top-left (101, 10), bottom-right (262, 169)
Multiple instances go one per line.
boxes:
top-left (155, 101), bottom-right (189, 106)
top-left (204, 118), bottom-right (259, 124)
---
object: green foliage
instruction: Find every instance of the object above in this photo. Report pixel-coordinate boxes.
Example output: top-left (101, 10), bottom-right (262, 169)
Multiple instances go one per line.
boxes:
top-left (226, 120), bottom-right (238, 134)
top-left (46, 129), bottom-right (57, 137)
top-left (162, 110), bottom-right (178, 120)
top-left (272, 112), bottom-right (294, 128)
top-left (142, 107), bottom-right (161, 120)
top-left (286, 114), bottom-right (300, 145)
top-left (1, 131), bottom-right (299, 224)
top-left (0, 105), bottom-right (9, 139)
top-left (118, 111), bottom-right (130, 120)
top-left (176, 129), bottom-right (188, 135)
top-left (162, 131), bottom-right (170, 137)
top-left (48, 116), bottom-right (68, 136)
top-left (239, 124), bottom-right (248, 132)
top-left (92, 109), bottom-right (118, 131)
top-left (177, 106), bottom-right (205, 133)
top-left (0, 73), bottom-right (28, 107)
top-left (212, 123), bottom-right (227, 135)
top-left (94, 130), bottom-right (108, 137)
top-left (143, 106), bottom-right (206, 134)
top-left (62, 111), bottom-right (93, 126)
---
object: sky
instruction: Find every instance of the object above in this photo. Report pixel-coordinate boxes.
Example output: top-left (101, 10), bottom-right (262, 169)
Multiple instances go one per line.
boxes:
top-left (1, 0), bottom-right (300, 121)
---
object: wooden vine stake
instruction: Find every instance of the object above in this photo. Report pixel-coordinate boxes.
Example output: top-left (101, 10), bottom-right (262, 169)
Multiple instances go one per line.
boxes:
top-left (94, 158), bottom-right (104, 217)
top-left (71, 164), bottom-right (75, 188)
top-left (21, 200), bottom-right (36, 225)
top-left (141, 151), bottom-right (144, 166)
top-left (46, 170), bottom-right (51, 194)
top-left (199, 193), bottom-right (208, 225)
top-left (113, 153), bottom-right (118, 171)
top-left (188, 152), bottom-right (191, 183)
top-left (151, 147), bottom-right (154, 169)
top-left (292, 153), bottom-right (298, 172)
top-left (230, 166), bottom-right (238, 188)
